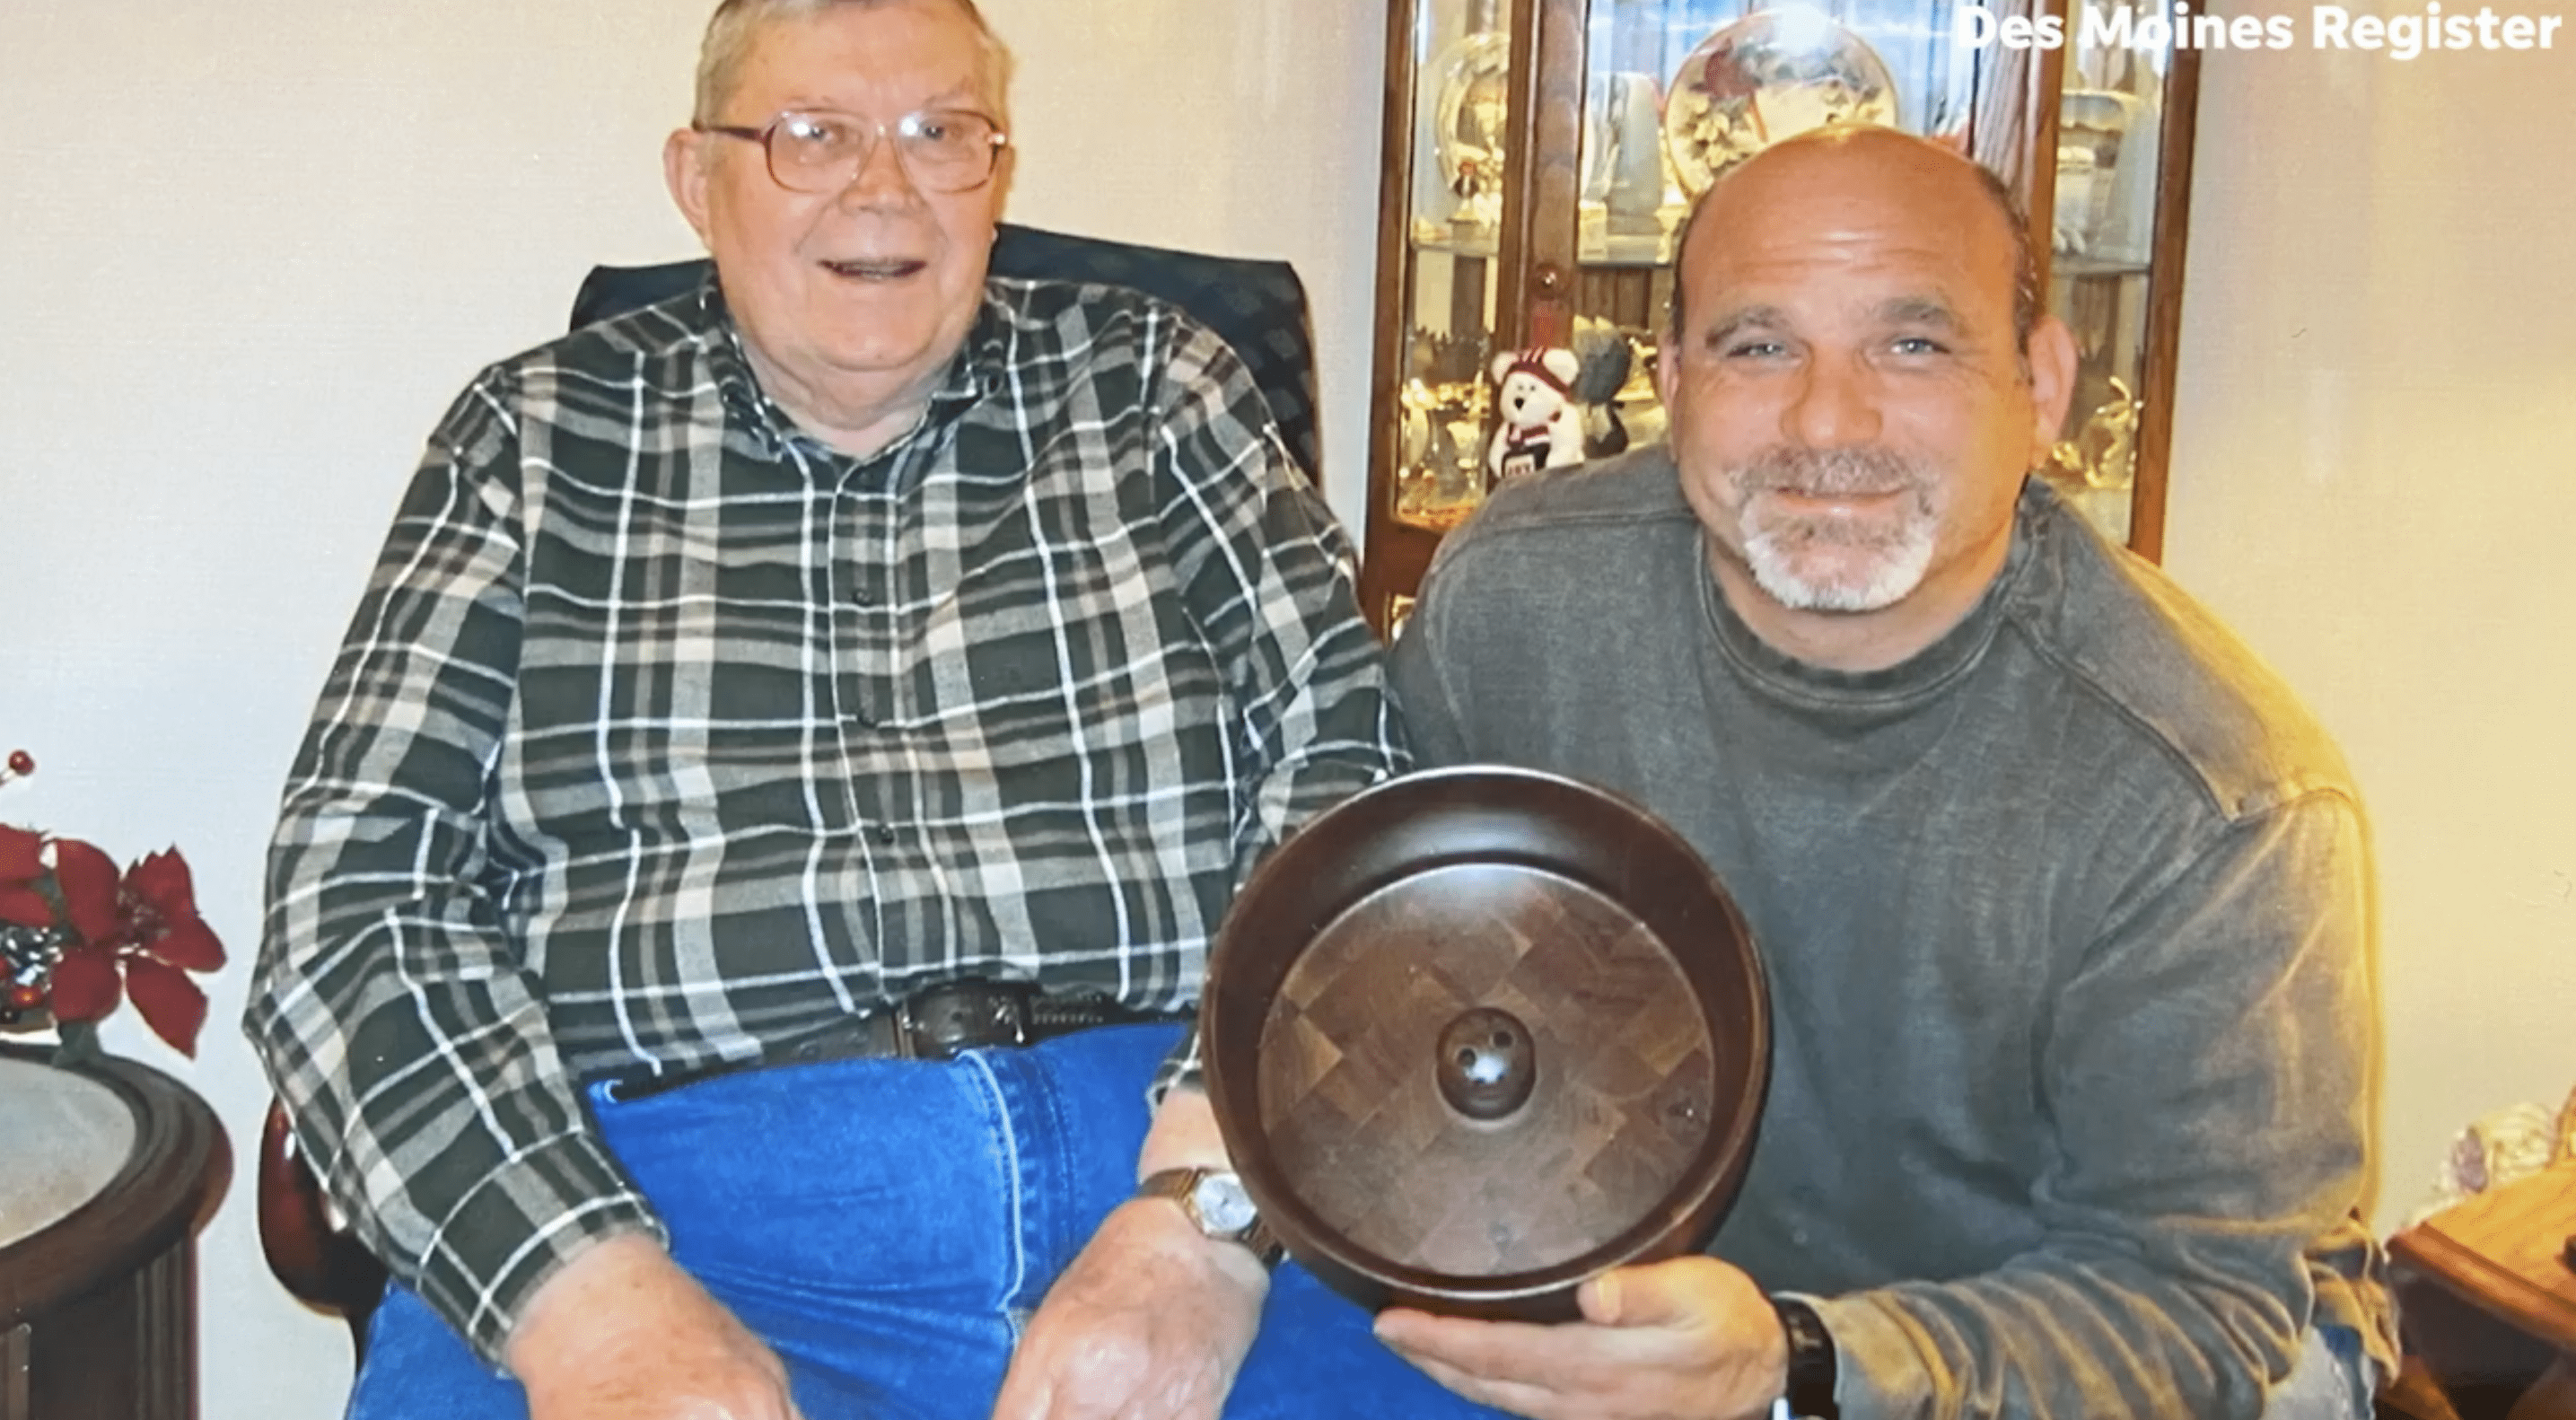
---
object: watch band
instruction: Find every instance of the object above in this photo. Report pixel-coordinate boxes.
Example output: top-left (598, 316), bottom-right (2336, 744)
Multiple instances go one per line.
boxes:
top-left (1136, 1167), bottom-right (1284, 1267)
top-left (1771, 1294), bottom-right (1840, 1420)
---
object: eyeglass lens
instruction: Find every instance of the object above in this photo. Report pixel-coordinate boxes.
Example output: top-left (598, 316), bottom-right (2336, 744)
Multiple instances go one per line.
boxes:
top-left (767, 111), bottom-right (1001, 194)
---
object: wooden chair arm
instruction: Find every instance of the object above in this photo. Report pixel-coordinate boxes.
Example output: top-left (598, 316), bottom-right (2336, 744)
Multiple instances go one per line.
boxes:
top-left (255, 1096), bottom-right (388, 1358)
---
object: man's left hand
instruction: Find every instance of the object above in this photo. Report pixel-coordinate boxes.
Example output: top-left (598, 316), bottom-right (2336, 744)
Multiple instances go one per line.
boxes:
top-left (1372, 1255), bottom-right (1787, 1420)
top-left (990, 1195), bottom-right (1268, 1420)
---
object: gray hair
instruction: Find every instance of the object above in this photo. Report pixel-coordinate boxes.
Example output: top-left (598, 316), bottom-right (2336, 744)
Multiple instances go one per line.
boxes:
top-left (1666, 151), bottom-right (2041, 363)
top-left (692, 0), bottom-right (1015, 128)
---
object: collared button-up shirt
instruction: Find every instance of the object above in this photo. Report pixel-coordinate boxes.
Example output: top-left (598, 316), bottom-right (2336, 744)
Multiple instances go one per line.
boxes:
top-left (248, 274), bottom-right (1405, 1364)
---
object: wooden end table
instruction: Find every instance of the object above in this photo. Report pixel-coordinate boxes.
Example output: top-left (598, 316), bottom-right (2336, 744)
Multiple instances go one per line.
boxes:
top-left (0, 1043), bottom-right (230, 1420)
top-left (2389, 1161), bottom-right (2576, 1420)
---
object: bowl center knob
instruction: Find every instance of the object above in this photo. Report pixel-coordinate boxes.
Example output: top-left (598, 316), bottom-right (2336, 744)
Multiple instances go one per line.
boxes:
top-left (1435, 1007), bottom-right (1537, 1121)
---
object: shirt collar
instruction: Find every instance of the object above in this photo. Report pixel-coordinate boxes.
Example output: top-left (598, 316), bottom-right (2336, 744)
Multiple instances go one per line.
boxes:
top-left (693, 269), bottom-right (1015, 464)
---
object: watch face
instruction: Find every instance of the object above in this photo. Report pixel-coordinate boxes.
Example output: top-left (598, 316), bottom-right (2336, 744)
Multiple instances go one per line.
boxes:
top-left (1192, 1172), bottom-right (1260, 1236)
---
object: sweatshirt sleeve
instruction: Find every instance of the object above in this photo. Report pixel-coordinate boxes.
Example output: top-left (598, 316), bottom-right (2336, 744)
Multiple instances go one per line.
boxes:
top-left (1816, 789), bottom-right (2378, 1420)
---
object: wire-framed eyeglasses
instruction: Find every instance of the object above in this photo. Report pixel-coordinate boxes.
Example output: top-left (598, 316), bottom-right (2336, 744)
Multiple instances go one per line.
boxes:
top-left (697, 109), bottom-right (1008, 195)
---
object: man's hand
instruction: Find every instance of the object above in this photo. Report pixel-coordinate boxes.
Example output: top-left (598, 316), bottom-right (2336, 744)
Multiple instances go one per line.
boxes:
top-left (1372, 1255), bottom-right (1787, 1420)
top-left (989, 1194), bottom-right (1269, 1420)
top-left (505, 1232), bottom-right (803, 1420)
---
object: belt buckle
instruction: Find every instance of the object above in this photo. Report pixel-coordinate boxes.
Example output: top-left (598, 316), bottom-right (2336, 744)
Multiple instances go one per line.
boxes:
top-left (898, 978), bottom-right (1031, 1057)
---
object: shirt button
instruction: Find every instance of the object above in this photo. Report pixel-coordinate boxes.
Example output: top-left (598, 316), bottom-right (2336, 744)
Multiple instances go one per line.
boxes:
top-left (873, 823), bottom-right (898, 846)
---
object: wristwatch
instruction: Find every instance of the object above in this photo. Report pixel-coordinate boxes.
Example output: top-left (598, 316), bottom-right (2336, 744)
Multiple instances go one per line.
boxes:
top-left (1136, 1167), bottom-right (1284, 1267)
top-left (1770, 1294), bottom-right (1840, 1420)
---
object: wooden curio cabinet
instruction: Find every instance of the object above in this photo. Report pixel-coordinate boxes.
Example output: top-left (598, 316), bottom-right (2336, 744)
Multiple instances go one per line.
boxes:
top-left (1358, 0), bottom-right (2202, 631)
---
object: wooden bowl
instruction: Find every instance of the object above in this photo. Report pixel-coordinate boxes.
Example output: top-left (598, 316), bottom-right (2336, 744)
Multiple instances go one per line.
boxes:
top-left (1203, 766), bottom-right (1769, 1320)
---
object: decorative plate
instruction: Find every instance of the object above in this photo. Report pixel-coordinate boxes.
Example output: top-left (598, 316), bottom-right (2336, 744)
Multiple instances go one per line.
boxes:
top-left (1663, 6), bottom-right (1900, 197)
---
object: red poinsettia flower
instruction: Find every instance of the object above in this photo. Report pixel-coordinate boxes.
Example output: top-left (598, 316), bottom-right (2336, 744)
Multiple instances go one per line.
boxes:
top-left (0, 828), bottom-right (227, 1056)
top-left (0, 824), bottom-right (46, 919)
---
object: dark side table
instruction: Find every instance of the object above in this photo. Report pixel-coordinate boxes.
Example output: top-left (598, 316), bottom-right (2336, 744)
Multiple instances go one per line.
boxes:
top-left (0, 1043), bottom-right (230, 1419)
top-left (2389, 1161), bottom-right (2576, 1420)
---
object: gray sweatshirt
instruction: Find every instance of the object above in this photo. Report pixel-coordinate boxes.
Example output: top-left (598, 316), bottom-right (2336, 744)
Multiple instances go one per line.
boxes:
top-left (1388, 449), bottom-right (2394, 1420)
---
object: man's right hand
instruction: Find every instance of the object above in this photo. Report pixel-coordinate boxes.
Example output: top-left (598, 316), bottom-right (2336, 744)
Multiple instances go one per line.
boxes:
top-left (504, 1232), bottom-right (804, 1420)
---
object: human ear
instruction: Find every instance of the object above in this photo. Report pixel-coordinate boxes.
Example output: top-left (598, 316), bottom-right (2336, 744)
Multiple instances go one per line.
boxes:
top-left (988, 145), bottom-right (1017, 215)
top-left (664, 128), bottom-right (715, 247)
top-left (2020, 315), bottom-right (2080, 464)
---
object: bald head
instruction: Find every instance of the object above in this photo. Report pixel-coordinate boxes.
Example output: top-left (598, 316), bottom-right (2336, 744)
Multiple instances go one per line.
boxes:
top-left (1669, 127), bottom-right (2039, 359)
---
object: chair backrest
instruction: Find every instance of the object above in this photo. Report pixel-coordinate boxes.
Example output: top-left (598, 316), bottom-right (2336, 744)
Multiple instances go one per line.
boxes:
top-left (566, 223), bottom-right (1325, 480)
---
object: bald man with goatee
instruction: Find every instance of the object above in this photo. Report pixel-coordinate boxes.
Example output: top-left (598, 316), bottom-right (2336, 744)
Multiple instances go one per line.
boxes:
top-left (1382, 127), bottom-right (2394, 1420)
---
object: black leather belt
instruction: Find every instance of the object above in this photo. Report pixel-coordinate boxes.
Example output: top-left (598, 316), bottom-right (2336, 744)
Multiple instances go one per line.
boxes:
top-left (602, 978), bottom-right (1187, 1103)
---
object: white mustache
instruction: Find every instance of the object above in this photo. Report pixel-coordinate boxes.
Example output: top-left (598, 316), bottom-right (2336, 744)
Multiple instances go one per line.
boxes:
top-left (1730, 446), bottom-right (1925, 500)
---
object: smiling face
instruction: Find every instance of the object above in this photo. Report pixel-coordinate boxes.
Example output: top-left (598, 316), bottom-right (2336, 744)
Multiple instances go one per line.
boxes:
top-left (1657, 128), bottom-right (2074, 671)
top-left (665, 0), bottom-right (1007, 454)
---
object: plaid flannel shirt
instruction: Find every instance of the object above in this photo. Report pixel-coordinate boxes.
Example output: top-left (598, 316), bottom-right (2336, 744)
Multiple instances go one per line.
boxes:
top-left (246, 273), bottom-right (1404, 1365)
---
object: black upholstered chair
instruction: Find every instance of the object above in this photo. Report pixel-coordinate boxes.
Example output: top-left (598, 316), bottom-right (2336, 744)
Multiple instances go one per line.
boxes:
top-left (255, 224), bottom-right (1328, 1359)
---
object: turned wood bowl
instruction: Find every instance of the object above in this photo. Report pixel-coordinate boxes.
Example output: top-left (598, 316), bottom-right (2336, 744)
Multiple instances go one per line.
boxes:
top-left (1202, 766), bottom-right (1769, 1320)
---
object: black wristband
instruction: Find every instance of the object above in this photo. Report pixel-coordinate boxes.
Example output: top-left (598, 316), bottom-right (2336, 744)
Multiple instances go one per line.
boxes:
top-left (1771, 1294), bottom-right (1839, 1420)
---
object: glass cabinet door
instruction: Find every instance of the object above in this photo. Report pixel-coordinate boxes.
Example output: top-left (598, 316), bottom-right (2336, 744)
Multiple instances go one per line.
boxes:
top-left (1365, 0), bottom-right (1518, 633)
top-left (1398, 0), bottom-right (1512, 540)
top-left (2037, 6), bottom-right (2198, 560)
top-left (1361, 0), bottom-right (2199, 630)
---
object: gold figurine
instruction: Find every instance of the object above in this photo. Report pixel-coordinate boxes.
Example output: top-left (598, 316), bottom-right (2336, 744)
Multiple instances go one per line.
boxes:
top-left (2050, 376), bottom-right (2139, 492)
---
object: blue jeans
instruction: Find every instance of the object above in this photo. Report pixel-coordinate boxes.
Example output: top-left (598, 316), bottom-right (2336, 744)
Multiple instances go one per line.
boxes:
top-left (2265, 1323), bottom-right (2376, 1420)
top-left (347, 1022), bottom-right (1511, 1420)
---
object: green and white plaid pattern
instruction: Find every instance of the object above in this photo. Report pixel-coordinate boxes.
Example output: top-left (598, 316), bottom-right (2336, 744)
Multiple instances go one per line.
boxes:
top-left (247, 274), bottom-right (1404, 1364)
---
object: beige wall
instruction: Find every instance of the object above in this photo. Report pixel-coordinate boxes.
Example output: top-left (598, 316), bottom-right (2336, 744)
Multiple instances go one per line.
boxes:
top-left (0, 5), bottom-right (2567, 1418)
top-left (2167, 44), bottom-right (2576, 1225)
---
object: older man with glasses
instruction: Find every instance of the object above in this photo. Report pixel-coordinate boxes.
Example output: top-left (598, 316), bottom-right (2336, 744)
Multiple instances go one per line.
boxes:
top-left (245, 3), bottom-right (1466, 1418)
